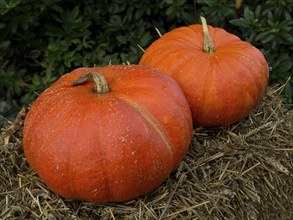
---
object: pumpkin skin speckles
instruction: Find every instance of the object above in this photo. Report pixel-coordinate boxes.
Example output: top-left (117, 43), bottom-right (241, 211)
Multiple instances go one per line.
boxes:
top-left (139, 18), bottom-right (269, 127)
top-left (23, 65), bottom-right (192, 203)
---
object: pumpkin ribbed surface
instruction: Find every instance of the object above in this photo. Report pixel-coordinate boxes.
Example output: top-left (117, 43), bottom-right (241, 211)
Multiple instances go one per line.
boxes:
top-left (140, 23), bottom-right (269, 127)
top-left (23, 65), bottom-right (192, 203)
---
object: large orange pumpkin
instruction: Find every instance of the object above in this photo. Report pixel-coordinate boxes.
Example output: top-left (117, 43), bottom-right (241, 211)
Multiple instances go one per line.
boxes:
top-left (139, 17), bottom-right (269, 127)
top-left (23, 65), bottom-right (192, 203)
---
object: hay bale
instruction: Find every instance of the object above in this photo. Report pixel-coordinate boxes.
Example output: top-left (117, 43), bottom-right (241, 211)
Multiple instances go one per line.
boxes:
top-left (1, 86), bottom-right (293, 220)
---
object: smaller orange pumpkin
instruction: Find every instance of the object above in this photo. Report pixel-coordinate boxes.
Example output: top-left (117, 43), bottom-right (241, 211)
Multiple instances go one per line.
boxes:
top-left (23, 65), bottom-right (192, 203)
top-left (140, 17), bottom-right (269, 127)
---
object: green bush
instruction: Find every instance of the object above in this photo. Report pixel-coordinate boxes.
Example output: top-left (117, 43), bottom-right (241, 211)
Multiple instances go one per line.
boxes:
top-left (0, 0), bottom-right (292, 126)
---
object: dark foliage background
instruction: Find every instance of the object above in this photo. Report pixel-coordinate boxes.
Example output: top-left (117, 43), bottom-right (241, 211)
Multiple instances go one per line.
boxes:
top-left (1, 0), bottom-right (293, 126)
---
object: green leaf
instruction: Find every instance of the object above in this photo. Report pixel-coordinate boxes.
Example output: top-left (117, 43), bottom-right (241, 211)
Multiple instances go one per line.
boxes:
top-left (0, 40), bottom-right (10, 49)
top-left (243, 7), bottom-right (254, 21)
top-left (32, 74), bottom-right (41, 87)
top-left (278, 31), bottom-right (293, 43)
top-left (229, 18), bottom-right (249, 28)
top-left (277, 61), bottom-right (292, 73)
top-left (0, 0), bottom-right (21, 15)
top-left (255, 31), bottom-right (271, 42)
top-left (254, 5), bottom-right (262, 18)
top-left (166, 6), bottom-right (174, 16)
top-left (69, 6), bottom-right (79, 21)
top-left (0, 22), bottom-right (6, 29)
top-left (177, 0), bottom-right (187, 6)
top-left (140, 33), bottom-right (152, 47)
top-left (116, 35), bottom-right (128, 44)
top-left (164, 0), bottom-right (174, 4)
top-left (261, 33), bottom-right (275, 44)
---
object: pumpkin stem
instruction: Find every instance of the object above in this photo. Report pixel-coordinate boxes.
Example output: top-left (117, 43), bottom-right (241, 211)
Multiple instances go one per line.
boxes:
top-left (72, 72), bottom-right (110, 94)
top-left (200, 16), bottom-right (214, 54)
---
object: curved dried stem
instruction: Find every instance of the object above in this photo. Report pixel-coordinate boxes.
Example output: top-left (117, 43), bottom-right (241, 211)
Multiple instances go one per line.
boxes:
top-left (72, 72), bottom-right (110, 94)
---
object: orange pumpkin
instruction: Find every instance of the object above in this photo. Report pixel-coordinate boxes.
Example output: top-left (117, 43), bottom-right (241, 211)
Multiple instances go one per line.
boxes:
top-left (140, 17), bottom-right (269, 127)
top-left (23, 65), bottom-right (192, 203)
